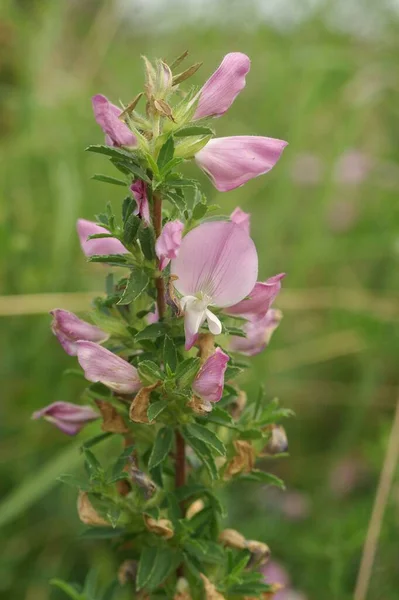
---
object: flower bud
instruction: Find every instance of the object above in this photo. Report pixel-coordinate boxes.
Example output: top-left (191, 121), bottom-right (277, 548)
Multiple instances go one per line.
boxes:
top-left (32, 401), bottom-right (99, 436)
top-left (156, 220), bottom-right (184, 270)
top-left (186, 499), bottom-right (205, 520)
top-left (174, 577), bottom-right (192, 600)
top-left (94, 400), bottom-right (129, 434)
top-left (77, 491), bottom-right (108, 527)
top-left (187, 396), bottom-right (212, 415)
top-left (219, 528), bottom-right (247, 550)
top-left (51, 308), bottom-right (108, 356)
top-left (263, 425), bottom-right (288, 455)
top-left (143, 514), bottom-right (174, 539)
top-left (246, 540), bottom-right (271, 566)
top-left (224, 440), bottom-right (255, 480)
top-left (118, 560), bottom-right (138, 585)
top-left (192, 348), bottom-right (229, 404)
top-left (200, 575), bottom-right (225, 600)
top-left (129, 382), bottom-right (160, 423)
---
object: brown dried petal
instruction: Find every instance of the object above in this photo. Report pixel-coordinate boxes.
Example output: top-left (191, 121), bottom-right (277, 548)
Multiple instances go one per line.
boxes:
top-left (143, 514), bottom-right (174, 539)
top-left (224, 440), bottom-right (255, 479)
top-left (169, 50), bottom-right (189, 70)
top-left (200, 575), bottom-right (225, 600)
top-left (187, 395), bottom-right (212, 415)
top-left (119, 92), bottom-right (144, 119)
top-left (196, 333), bottom-right (215, 363)
top-left (129, 383), bottom-right (160, 423)
top-left (186, 499), bottom-right (205, 520)
top-left (230, 390), bottom-right (247, 420)
top-left (95, 400), bottom-right (129, 433)
top-left (77, 491), bottom-right (108, 527)
top-left (246, 540), bottom-right (271, 566)
top-left (219, 528), bottom-right (247, 550)
top-left (263, 425), bottom-right (288, 455)
top-left (130, 465), bottom-right (157, 499)
top-left (166, 275), bottom-right (183, 316)
top-left (153, 99), bottom-right (175, 121)
top-left (173, 62), bottom-right (203, 86)
top-left (118, 560), bottom-right (138, 585)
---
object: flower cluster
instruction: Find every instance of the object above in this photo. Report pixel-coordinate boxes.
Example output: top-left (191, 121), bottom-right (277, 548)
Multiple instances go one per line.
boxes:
top-left (35, 51), bottom-right (290, 600)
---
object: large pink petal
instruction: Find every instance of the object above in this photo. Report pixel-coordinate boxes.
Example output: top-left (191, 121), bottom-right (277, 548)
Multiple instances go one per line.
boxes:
top-left (51, 309), bottom-right (108, 356)
top-left (76, 341), bottom-right (141, 394)
top-left (194, 52), bottom-right (250, 120)
top-left (92, 94), bottom-right (137, 147)
top-left (77, 219), bottom-right (127, 257)
top-left (229, 309), bottom-right (282, 356)
top-left (192, 348), bottom-right (229, 403)
top-left (225, 273), bottom-right (285, 320)
top-left (171, 221), bottom-right (258, 307)
top-left (155, 220), bottom-right (184, 270)
top-left (195, 136), bottom-right (288, 192)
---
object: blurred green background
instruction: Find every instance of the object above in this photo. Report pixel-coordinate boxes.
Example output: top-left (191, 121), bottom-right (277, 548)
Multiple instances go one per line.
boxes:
top-left (1, 1), bottom-right (398, 599)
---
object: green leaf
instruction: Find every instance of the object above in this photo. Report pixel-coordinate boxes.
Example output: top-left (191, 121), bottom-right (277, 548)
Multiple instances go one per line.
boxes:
top-left (192, 202), bottom-right (208, 220)
top-left (205, 405), bottom-right (234, 427)
top-left (228, 581), bottom-right (272, 595)
top-left (87, 233), bottom-right (116, 240)
top-left (175, 126), bottom-right (214, 137)
top-left (50, 579), bottom-right (82, 600)
top-left (92, 174), bottom-right (126, 186)
top-left (107, 506), bottom-right (121, 528)
top-left (166, 178), bottom-right (197, 188)
top-left (186, 423), bottom-right (226, 456)
top-left (118, 161), bottom-right (151, 183)
top-left (225, 365), bottom-right (243, 380)
top-left (137, 546), bottom-right (180, 591)
top-left (147, 399), bottom-right (169, 422)
top-left (123, 213), bottom-right (141, 245)
top-left (157, 136), bottom-right (175, 170)
top-left (166, 191), bottom-right (187, 212)
top-left (57, 474), bottom-right (89, 491)
top-left (81, 432), bottom-right (113, 451)
top-left (83, 449), bottom-right (102, 475)
top-left (122, 197), bottom-right (135, 223)
top-left (139, 226), bottom-right (156, 260)
top-left (175, 357), bottom-right (201, 388)
top-left (79, 527), bottom-right (125, 540)
top-left (184, 539), bottom-right (225, 564)
top-left (182, 429), bottom-right (218, 480)
top-left (88, 254), bottom-right (128, 265)
top-left (239, 470), bottom-right (285, 489)
top-left (163, 335), bottom-right (177, 372)
top-left (138, 360), bottom-right (164, 384)
top-left (159, 157), bottom-right (184, 176)
top-left (148, 427), bottom-right (173, 469)
top-left (86, 144), bottom-right (135, 160)
top-left (135, 322), bottom-right (166, 341)
top-left (117, 267), bottom-right (149, 305)
top-left (101, 580), bottom-right (120, 600)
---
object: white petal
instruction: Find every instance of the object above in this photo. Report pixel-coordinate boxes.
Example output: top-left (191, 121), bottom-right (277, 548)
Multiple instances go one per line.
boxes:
top-left (205, 309), bottom-right (222, 335)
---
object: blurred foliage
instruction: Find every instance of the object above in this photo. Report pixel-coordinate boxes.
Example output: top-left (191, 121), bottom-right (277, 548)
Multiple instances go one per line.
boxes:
top-left (0, 1), bottom-right (398, 599)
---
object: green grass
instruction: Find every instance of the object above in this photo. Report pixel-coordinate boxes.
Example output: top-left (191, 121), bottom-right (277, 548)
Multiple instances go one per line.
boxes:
top-left (1, 1), bottom-right (399, 599)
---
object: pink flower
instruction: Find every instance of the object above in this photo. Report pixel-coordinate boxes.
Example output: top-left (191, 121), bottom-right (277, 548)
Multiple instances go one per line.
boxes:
top-left (192, 348), bottom-right (229, 403)
top-left (92, 94), bottom-right (136, 148)
top-left (130, 180), bottom-right (151, 224)
top-left (230, 207), bottom-right (250, 234)
top-left (194, 136), bottom-right (287, 192)
top-left (171, 221), bottom-right (258, 350)
top-left (51, 309), bottom-right (108, 356)
top-left (77, 219), bottom-right (127, 257)
top-left (76, 341), bottom-right (141, 394)
top-left (32, 401), bottom-right (99, 436)
top-left (225, 273), bottom-right (285, 321)
top-left (155, 220), bottom-right (184, 270)
top-left (230, 309), bottom-right (282, 356)
top-left (194, 52), bottom-right (250, 120)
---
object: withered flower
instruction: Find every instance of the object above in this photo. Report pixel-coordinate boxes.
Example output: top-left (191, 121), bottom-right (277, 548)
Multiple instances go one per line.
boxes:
top-left (224, 440), bottom-right (255, 479)
top-left (129, 382), bottom-right (160, 423)
top-left (95, 400), bottom-right (129, 434)
top-left (143, 514), bottom-right (174, 539)
top-left (77, 491), bottom-right (108, 527)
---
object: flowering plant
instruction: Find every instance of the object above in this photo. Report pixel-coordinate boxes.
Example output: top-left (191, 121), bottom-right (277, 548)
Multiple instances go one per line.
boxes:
top-left (35, 51), bottom-right (291, 599)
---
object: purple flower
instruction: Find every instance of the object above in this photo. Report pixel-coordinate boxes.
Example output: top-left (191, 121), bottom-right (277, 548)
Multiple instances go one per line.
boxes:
top-left (225, 273), bottom-right (285, 321)
top-left (155, 220), bottom-right (184, 270)
top-left (130, 180), bottom-right (151, 225)
top-left (76, 341), bottom-right (141, 394)
top-left (194, 136), bottom-right (287, 192)
top-left (192, 348), bottom-right (229, 403)
top-left (230, 309), bottom-right (282, 356)
top-left (76, 219), bottom-right (127, 257)
top-left (171, 221), bottom-right (258, 350)
top-left (51, 309), bottom-right (108, 356)
top-left (230, 207), bottom-right (250, 234)
top-left (92, 94), bottom-right (137, 147)
top-left (194, 52), bottom-right (250, 120)
top-left (32, 401), bottom-right (99, 436)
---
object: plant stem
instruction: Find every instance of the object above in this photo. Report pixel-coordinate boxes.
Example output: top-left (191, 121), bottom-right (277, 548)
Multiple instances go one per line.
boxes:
top-left (175, 429), bottom-right (186, 578)
top-left (152, 192), bottom-right (166, 319)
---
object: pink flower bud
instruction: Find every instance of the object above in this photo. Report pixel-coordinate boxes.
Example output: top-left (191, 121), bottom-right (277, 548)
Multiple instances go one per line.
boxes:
top-left (51, 309), bottom-right (108, 356)
top-left (155, 220), bottom-right (184, 270)
top-left (76, 341), bottom-right (141, 394)
top-left (192, 348), bottom-right (229, 403)
top-left (32, 401), bottom-right (99, 436)
top-left (230, 309), bottom-right (282, 356)
top-left (225, 273), bottom-right (285, 321)
top-left (130, 180), bottom-right (151, 225)
top-left (76, 219), bottom-right (127, 257)
top-left (194, 53), bottom-right (250, 120)
top-left (195, 136), bottom-right (287, 192)
top-left (92, 94), bottom-right (137, 147)
top-left (230, 207), bottom-right (250, 234)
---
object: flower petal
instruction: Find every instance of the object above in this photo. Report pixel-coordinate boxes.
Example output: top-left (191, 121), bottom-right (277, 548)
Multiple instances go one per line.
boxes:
top-left (225, 273), bottom-right (285, 320)
top-left (192, 348), bottom-right (229, 403)
top-left (230, 309), bottom-right (282, 356)
top-left (130, 180), bottom-right (151, 224)
top-left (76, 341), bottom-right (141, 394)
top-left (76, 219), bottom-right (127, 257)
top-left (155, 220), bottom-right (184, 270)
top-left (182, 297), bottom-right (207, 350)
top-left (92, 94), bottom-right (137, 147)
top-left (171, 221), bottom-right (258, 308)
top-left (194, 53), bottom-right (250, 120)
top-left (195, 136), bottom-right (288, 192)
top-left (32, 401), bottom-right (99, 436)
top-left (205, 309), bottom-right (222, 335)
top-left (51, 309), bottom-right (108, 356)
top-left (230, 207), bottom-right (250, 234)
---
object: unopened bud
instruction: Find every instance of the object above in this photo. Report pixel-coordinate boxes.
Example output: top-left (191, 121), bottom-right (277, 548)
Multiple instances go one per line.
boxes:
top-left (153, 99), bottom-right (175, 122)
top-left (173, 62), bottom-right (202, 86)
top-left (246, 540), bottom-right (271, 567)
top-left (142, 55), bottom-right (156, 95)
top-left (224, 440), bottom-right (255, 480)
top-left (174, 577), bottom-right (192, 600)
top-left (219, 528), bottom-right (246, 550)
top-left (200, 575), bottom-right (225, 600)
top-left (263, 425), bottom-right (288, 455)
top-left (77, 491), bottom-right (108, 527)
top-left (143, 514), bottom-right (174, 539)
top-left (129, 382), bottom-right (160, 423)
top-left (95, 400), bottom-right (129, 434)
top-left (186, 499), bottom-right (205, 520)
top-left (118, 560), bottom-right (138, 585)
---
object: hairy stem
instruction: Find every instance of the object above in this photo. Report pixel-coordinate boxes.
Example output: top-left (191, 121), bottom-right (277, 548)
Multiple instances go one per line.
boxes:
top-left (153, 192), bottom-right (166, 319)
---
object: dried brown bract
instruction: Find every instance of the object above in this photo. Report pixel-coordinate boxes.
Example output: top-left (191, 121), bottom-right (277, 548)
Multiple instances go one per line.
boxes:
top-left (77, 491), bottom-right (108, 527)
top-left (143, 514), bottom-right (174, 539)
top-left (95, 399), bottom-right (129, 433)
top-left (224, 440), bottom-right (255, 479)
top-left (200, 575), bottom-right (225, 600)
top-left (219, 528), bottom-right (247, 549)
top-left (129, 382), bottom-right (160, 423)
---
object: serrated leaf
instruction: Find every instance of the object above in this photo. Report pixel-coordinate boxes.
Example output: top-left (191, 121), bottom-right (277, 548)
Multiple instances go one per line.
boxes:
top-left (192, 202), bottom-right (208, 220)
top-left (86, 145), bottom-right (135, 159)
top-left (88, 254), bottom-right (128, 265)
top-left (147, 399), bottom-right (169, 422)
top-left (148, 427), bottom-right (173, 470)
top-left (135, 322), bottom-right (166, 341)
top-left (123, 213), bottom-right (141, 245)
top-left (165, 191), bottom-right (187, 212)
top-left (186, 423), bottom-right (226, 456)
top-left (83, 449), bottom-right (102, 475)
top-left (157, 136), bottom-right (175, 170)
top-left (138, 360), bottom-right (164, 384)
top-left (57, 474), bottom-right (90, 491)
top-left (117, 267), bottom-right (149, 305)
top-left (139, 226), bottom-right (156, 260)
top-left (118, 161), bottom-right (151, 183)
top-left (240, 470), bottom-right (285, 489)
top-left (205, 405), bottom-right (234, 427)
top-left (166, 178), bottom-right (197, 188)
top-left (182, 429), bottom-right (218, 480)
top-left (175, 125), bottom-right (214, 137)
top-left (79, 527), bottom-right (125, 540)
top-left (175, 357), bottom-right (201, 388)
top-left (163, 335), bottom-right (177, 372)
top-left (92, 174), bottom-right (126, 186)
top-left (184, 539), bottom-right (225, 564)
